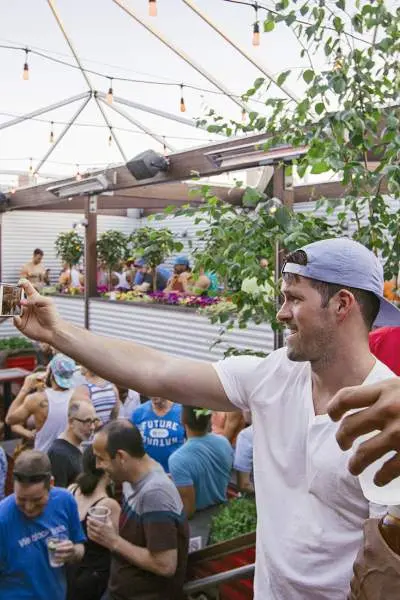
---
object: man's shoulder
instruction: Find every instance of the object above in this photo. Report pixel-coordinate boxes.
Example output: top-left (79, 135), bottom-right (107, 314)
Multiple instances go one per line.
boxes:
top-left (48, 487), bottom-right (75, 506)
top-left (140, 476), bottom-right (183, 515)
top-left (48, 438), bottom-right (78, 456)
top-left (218, 347), bottom-right (303, 381)
top-left (132, 401), bottom-right (150, 419)
top-left (0, 494), bottom-right (16, 519)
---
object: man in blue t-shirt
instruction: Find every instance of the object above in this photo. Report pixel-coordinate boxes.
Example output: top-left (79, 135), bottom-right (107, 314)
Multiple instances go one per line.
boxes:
top-left (132, 397), bottom-right (185, 472)
top-left (168, 407), bottom-right (233, 518)
top-left (0, 450), bottom-right (85, 600)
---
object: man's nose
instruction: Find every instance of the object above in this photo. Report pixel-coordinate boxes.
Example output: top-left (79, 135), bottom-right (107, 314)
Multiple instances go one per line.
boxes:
top-left (276, 300), bottom-right (291, 323)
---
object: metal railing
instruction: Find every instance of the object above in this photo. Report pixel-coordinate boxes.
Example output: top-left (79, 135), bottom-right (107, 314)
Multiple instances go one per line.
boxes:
top-left (183, 563), bottom-right (255, 598)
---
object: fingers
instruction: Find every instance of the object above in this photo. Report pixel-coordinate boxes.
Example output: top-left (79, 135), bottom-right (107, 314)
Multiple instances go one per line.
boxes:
top-left (327, 383), bottom-right (382, 421)
top-left (335, 406), bottom-right (382, 451)
top-left (18, 279), bottom-right (38, 298)
top-left (346, 430), bottom-right (390, 476)
top-left (373, 453), bottom-right (400, 486)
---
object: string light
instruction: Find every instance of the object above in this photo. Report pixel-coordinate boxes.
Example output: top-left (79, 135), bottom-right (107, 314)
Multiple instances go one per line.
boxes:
top-left (333, 47), bottom-right (343, 71)
top-left (180, 84), bottom-right (186, 113)
top-left (29, 158), bottom-right (33, 173)
top-left (49, 121), bottom-right (54, 144)
top-left (241, 108), bottom-right (246, 123)
top-left (252, 4), bottom-right (260, 46)
top-left (108, 128), bottom-right (113, 146)
top-left (22, 48), bottom-right (29, 80)
top-left (162, 136), bottom-right (167, 156)
top-left (149, 0), bottom-right (157, 17)
top-left (75, 164), bottom-right (82, 181)
top-left (106, 78), bottom-right (114, 104)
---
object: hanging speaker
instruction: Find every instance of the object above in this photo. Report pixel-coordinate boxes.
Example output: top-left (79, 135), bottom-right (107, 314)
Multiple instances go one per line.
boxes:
top-left (126, 150), bottom-right (169, 181)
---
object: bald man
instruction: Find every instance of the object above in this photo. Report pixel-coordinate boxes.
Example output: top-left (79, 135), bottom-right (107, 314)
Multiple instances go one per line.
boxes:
top-left (48, 398), bottom-right (98, 487)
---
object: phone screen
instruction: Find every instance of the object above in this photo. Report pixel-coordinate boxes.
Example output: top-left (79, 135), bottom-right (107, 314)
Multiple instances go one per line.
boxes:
top-left (0, 284), bottom-right (25, 317)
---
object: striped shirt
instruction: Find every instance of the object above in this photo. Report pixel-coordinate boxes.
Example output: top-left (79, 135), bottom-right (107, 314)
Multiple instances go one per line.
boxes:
top-left (85, 381), bottom-right (117, 425)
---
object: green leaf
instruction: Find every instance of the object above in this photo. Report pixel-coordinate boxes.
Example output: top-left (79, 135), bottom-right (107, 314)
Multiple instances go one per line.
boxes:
top-left (333, 16), bottom-right (344, 33)
top-left (303, 69), bottom-right (315, 84)
top-left (276, 70), bottom-right (291, 87)
top-left (311, 161), bottom-right (330, 174)
top-left (315, 102), bottom-right (325, 115)
top-left (263, 20), bottom-right (275, 32)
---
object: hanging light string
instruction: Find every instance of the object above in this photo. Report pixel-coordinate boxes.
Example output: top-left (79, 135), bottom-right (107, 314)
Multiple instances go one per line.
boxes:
top-left (49, 121), bottom-right (55, 144)
top-left (22, 48), bottom-right (29, 80)
top-left (106, 77), bottom-right (114, 104)
top-left (1, 43), bottom-right (261, 104)
top-left (180, 84), bottom-right (186, 113)
top-left (221, 0), bottom-right (373, 46)
top-left (0, 111), bottom-right (221, 142)
top-left (252, 3), bottom-right (260, 46)
top-left (148, 0), bottom-right (157, 17)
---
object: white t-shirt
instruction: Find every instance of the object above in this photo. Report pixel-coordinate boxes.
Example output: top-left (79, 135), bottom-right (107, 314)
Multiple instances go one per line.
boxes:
top-left (213, 348), bottom-right (395, 600)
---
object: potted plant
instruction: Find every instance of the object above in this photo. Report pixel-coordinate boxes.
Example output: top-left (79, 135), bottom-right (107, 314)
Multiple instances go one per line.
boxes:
top-left (129, 227), bottom-right (183, 292)
top-left (55, 230), bottom-right (84, 290)
top-left (96, 230), bottom-right (129, 291)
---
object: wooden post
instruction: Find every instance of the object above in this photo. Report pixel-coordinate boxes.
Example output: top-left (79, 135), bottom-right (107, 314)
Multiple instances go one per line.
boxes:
top-left (272, 166), bottom-right (285, 350)
top-left (84, 196), bottom-right (97, 329)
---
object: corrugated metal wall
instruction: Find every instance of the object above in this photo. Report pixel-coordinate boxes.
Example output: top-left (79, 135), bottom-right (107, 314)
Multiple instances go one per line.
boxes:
top-left (0, 296), bottom-right (85, 340)
top-left (89, 299), bottom-right (273, 361)
top-left (1, 212), bottom-right (139, 284)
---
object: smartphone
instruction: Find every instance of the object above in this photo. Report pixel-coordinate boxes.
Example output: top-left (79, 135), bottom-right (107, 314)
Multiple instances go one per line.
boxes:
top-left (0, 284), bottom-right (25, 317)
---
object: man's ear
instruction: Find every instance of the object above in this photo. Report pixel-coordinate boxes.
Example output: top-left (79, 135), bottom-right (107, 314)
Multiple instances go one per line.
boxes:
top-left (336, 289), bottom-right (356, 322)
top-left (115, 449), bottom-right (128, 463)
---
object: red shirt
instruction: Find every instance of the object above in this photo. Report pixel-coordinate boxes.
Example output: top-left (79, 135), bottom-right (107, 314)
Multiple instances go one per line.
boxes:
top-left (369, 327), bottom-right (400, 376)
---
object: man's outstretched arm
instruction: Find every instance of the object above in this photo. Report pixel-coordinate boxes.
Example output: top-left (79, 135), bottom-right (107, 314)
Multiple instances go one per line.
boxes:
top-left (15, 281), bottom-right (234, 411)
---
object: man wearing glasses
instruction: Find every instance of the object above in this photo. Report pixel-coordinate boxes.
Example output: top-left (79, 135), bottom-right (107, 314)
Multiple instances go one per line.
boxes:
top-left (48, 398), bottom-right (98, 488)
top-left (0, 450), bottom-right (85, 600)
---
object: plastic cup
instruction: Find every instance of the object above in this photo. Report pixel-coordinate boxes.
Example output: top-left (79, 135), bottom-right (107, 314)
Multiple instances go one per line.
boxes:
top-left (46, 534), bottom-right (68, 568)
top-left (88, 506), bottom-right (111, 523)
top-left (355, 431), bottom-right (400, 505)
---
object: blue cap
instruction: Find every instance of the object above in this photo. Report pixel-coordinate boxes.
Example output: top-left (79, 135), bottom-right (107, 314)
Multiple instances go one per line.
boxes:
top-left (49, 354), bottom-right (76, 389)
top-left (282, 237), bottom-right (400, 327)
top-left (134, 258), bottom-right (146, 267)
top-left (174, 255), bottom-right (190, 267)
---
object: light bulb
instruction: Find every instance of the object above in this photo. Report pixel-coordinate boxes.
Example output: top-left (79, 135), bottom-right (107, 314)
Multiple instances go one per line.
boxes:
top-left (75, 165), bottom-right (82, 181)
top-left (241, 108), bottom-right (246, 123)
top-left (149, 0), bottom-right (157, 17)
top-left (23, 49), bottom-right (29, 80)
top-left (108, 134), bottom-right (113, 146)
top-left (106, 79), bottom-right (113, 104)
top-left (252, 22), bottom-right (260, 46)
top-left (49, 122), bottom-right (54, 144)
top-left (180, 85), bottom-right (186, 112)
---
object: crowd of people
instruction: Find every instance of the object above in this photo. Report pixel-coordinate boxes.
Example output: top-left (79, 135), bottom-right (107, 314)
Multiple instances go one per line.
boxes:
top-left (0, 345), bottom-right (252, 599)
top-left (2, 236), bottom-right (400, 600)
top-left (21, 247), bottom-right (218, 298)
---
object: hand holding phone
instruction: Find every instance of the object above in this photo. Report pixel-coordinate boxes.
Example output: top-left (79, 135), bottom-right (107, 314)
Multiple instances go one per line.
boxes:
top-left (0, 284), bottom-right (25, 317)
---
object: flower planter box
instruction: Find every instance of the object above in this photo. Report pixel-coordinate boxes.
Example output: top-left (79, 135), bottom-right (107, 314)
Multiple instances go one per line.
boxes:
top-left (186, 531), bottom-right (256, 600)
top-left (4, 354), bottom-right (37, 371)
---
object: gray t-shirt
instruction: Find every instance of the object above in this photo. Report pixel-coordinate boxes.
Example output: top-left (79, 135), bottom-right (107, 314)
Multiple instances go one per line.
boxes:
top-left (109, 465), bottom-right (189, 600)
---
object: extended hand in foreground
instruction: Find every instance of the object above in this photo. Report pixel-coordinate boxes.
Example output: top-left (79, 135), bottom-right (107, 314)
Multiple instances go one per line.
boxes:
top-left (328, 378), bottom-right (400, 487)
top-left (14, 280), bottom-right (61, 345)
